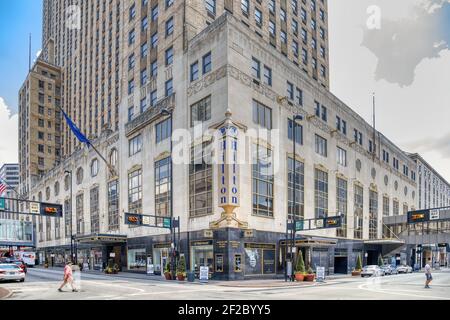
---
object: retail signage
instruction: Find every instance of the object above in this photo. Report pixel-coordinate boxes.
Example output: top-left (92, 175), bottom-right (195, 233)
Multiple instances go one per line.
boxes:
top-left (199, 266), bottom-right (209, 283)
top-left (218, 125), bottom-right (240, 208)
top-left (324, 216), bottom-right (342, 229)
top-left (429, 209), bottom-right (440, 221)
top-left (316, 267), bottom-right (325, 282)
top-left (407, 210), bottom-right (429, 224)
top-left (125, 213), bottom-right (142, 226)
top-left (0, 198), bottom-right (5, 211)
top-left (29, 203), bottom-right (40, 215)
top-left (40, 203), bottom-right (63, 217)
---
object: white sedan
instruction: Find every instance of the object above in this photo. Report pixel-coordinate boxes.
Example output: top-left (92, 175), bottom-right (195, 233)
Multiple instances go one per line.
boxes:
top-left (396, 265), bottom-right (413, 274)
top-left (0, 264), bottom-right (26, 282)
top-left (361, 265), bottom-right (384, 277)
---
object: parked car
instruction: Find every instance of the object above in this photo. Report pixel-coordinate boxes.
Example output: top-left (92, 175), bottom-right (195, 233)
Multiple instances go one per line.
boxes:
top-left (381, 265), bottom-right (395, 275)
top-left (0, 264), bottom-right (26, 282)
top-left (361, 265), bottom-right (384, 277)
top-left (396, 265), bottom-right (413, 274)
top-left (10, 260), bottom-right (27, 274)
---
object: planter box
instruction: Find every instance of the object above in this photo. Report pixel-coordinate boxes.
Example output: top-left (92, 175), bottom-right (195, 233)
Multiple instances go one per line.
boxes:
top-left (304, 274), bottom-right (315, 282)
top-left (177, 274), bottom-right (185, 281)
top-left (295, 273), bottom-right (305, 282)
top-left (164, 272), bottom-right (172, 280)
top-left (352, 271), bottom-right (361, 276)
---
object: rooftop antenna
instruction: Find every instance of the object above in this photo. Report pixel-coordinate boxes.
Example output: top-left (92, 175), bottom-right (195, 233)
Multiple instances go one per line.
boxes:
top-left (372, 92), bottom-right (377, 161)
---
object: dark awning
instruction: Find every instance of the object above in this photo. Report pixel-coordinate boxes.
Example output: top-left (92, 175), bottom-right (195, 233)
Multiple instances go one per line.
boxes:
top-left (75, 234), bottom-right (127, 244)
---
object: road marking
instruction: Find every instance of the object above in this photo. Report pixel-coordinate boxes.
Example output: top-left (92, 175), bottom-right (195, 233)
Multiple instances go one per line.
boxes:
top-left (86, 280), bottom-right (146, 293)
top-left (358, 282), bottom-right (450, 300)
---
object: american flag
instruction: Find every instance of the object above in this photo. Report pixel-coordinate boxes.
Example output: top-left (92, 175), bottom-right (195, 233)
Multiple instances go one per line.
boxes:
top-left (0, 179), bottom-right (7, 196)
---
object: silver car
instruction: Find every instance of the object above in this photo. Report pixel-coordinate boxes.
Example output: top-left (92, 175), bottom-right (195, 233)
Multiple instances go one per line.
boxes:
top-left (0, 264), bottom-right (26, 282)
top-left (361, 265), bottom-right (384, 277)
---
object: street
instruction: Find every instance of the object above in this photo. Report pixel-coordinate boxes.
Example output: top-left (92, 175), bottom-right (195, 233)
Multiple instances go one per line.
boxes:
top-left (1, 268), bottom-right (450, 300)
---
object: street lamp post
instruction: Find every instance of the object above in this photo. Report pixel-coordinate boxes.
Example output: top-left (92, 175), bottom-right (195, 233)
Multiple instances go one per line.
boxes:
top-left (161, 108), bottom-right (175, 280)
top-left (290, 114), bottom-right (303, 282)
top-left (65, 170), bottom-right (74, 264)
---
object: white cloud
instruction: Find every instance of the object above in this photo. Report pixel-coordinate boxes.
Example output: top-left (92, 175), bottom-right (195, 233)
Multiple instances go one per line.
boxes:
top-left (0, 97), bottom-right (18, 164)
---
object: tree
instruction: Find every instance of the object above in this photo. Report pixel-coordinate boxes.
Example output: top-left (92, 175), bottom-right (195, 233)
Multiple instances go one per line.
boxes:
top-left (295, 251), bottom-right (306, 274)
top-left (356, 254), bottom-right (362, 271)
top-left (378, 253), bottom-right (383, 267)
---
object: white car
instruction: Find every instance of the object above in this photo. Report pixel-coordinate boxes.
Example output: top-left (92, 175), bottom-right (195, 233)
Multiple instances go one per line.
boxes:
top-left (0, 264), bottom-right (26, 282)
top-left (361, 265), bottom-right (384, 277)
top-left (396, 265), bottom-right (413, 274)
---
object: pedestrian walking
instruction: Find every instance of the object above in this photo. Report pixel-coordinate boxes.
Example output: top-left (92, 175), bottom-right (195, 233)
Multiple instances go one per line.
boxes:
top-left (58, 262), bottom-right (78, 292)
top-left (424, 258), bottom-right (433, 289)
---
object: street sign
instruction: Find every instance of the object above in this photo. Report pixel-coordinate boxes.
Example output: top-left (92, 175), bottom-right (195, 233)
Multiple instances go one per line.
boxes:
top-left (163, 218), bottom-right (172, 229)
top-left (0, 198), bottom-right (5, 211)
top-left (430, 209), bottom-right (440, 221)
top-left (40, 203), bottom-right (63, 217)
top-left (295, 220), bottom-right (304, 231)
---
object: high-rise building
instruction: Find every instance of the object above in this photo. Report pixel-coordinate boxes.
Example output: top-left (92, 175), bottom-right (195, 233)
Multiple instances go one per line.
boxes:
top-left (40, 0), bottom-right (330, 159)
top-left (0, 163), bottom-right (20, 220)
top-left (18, 56), bottom-right (62, 197)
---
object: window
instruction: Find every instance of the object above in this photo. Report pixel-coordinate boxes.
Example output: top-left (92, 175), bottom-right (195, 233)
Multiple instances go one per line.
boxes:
top-left (156, 118), bottom-right (172, 143)
top-left (141, 16), bottom-right (148, 32)
top-left (288, 119), bottom-right (303, 144)
top-left (320, 65), bottom-right (327, 78)
top-left (54, 182), bottom-right (60, 197)
top-left (155, 157), bottom-right (171, 217)
top-left (150, 90), bottom-right (158, 106)
top-left (141, 68), bottom-right (148, 86)
top-left (280, 30), bottom-right (287, 44)
top-left (128, 79), bottom-right (135, 95)
top-left (315, 169), bottom-right (328, 219)
top-left (315, 134), bottom-right (327, 157)
top-left (354, 129), bottom-right (363, 145)
top-left (165, 17), bottom-right (174, 36)
top-left (165, 79), bottom-right (173, 96)
top-left (296, 88), bottom-right (303, 106)
top-left (64, 199), bottom-right (71, 238)
top-left (129, 3), bottom-right (136, 20)
top-left (109, 149), bottom-right (118, 168)
top-left (129, 29), bottom-right (136, 45)
top-left (292, 40), bottom-right (299, 57)
top-left (191, 96), bottom-right (211, 126)
top-left (203, 52), bottom-right (212, 74)
top-left (255, 8), bottom-right (262, 26)
top-left (128, 106), bottom-right (134, 121)
top-left (393, 158), bottom-right (399, 170)
top-left (151, 32), bottom-right (158, 48)
top-left (205, 0), bottom-right (216, 14)
top-left (336, 178), bottom-right (347, 238)
top-left (76, 168), bottom-right (84, 185)
top-left (280, 8), bottom-right (286, 21)
top-left (129, 134), bottom-right (142, 156)
top-left (383, 196), bottom-right (390, 217)
top-left (354, 185), bottom-right (363, 239)
top-left (189, 142), bottom-right (213, 217)
top-left (269, 20), bottom-right (276, 37)
top-left (252, 57), bottom-right (261, 79)
top-left (288, 157), bottom-right (304, 219)
top-left (252, 144), bottom-right (274, 217)
top-left (141, 42), bottom-right (148, 58)
top-left (241, 0), bottom-right (249, 14)
top-left (369, 190), bottom-right (378, 240)
top-left (128, 170), bottom-right (142, 214)
top-left (76, 193), bottom-right (84, 235)
top-left (190, 61), bottom-right (199, 82)
top-left (337, 147), bottom-right (347, 167)
top-left (383, 150), bottom-right (390, 163)
top-left (301, 8), bottom-right (307, 22)
top-left (165, 46), bottom-right (173, 65)
top-left (140, 97), bottom-right (147, 113)
top-left (287, 82), bottom-right (294, 100)
top-left (90, 159), bottom-right (99, 177)
top-left (302, 48), bottom-right (308, 64)
top-left (292, 18), bottom-right (298, 34)
top-left (252, 100), bottom-right (272, 129)
top-left (90, 187), bottom-right (100, 234)
top-left (166, 0), bottom-right (174, 9)
top-left (151, 60), bottom-right (158, 77)
top-left (268, 0), bottom-right (275, 13)
top-left (151, 5), bottom-right (159, 21)
top-left (108, 180), bottom-right (119, 231)
top-left (263, 65), bottom-right (272, 86)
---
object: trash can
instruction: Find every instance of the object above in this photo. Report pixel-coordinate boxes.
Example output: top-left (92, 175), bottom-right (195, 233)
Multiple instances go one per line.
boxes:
top-left (187, 271), bottom-right (195, 282)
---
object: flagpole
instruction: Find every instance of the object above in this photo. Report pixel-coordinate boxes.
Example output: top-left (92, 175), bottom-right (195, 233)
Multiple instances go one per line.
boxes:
top-left (56, 105), bottom-right (117, 176)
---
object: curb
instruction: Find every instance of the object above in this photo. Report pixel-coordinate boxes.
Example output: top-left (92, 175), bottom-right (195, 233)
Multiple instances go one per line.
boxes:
top-left (0, 287), bottom-right (13, 300)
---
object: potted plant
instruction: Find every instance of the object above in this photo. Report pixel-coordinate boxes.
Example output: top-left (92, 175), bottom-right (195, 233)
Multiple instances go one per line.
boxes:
top-left (294, 251), bottom-right (306, 282)
top-left (352, 254), bottom-right (363, 276)
top-left (164, 262), bottom-right (172, 280)
top-left (304, 266), bottom-right (315, 282)
top-left (105, 258), bottom-right (116, 274)
top-left (176, 256), bottom-right (186, 281)
top-left (378, 254), bottom-right (383, 267)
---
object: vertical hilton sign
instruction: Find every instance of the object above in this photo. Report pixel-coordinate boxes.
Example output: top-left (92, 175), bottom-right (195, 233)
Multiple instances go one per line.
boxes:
top-left (218, 125), bottom-right (240, 209)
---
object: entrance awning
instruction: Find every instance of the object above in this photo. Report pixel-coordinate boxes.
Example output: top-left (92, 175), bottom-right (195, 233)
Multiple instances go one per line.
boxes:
top-left (75, 234), bottom-right (127, 244)
top-left (363, 239), bottom-right (405, 245)
top-left (281, 236), bottom-right (338, 247)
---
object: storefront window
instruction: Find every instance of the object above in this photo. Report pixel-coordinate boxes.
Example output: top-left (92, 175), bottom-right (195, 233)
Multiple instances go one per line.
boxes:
top-left (215, 254), bottom-right (224, 272)
top-left (244, 244), bottom-right (276, 275)
top-left (128, 248), bottom-right (147, 271)
top-left (191, 244), bottom-right (213, 273)
top-left (234, 255), bottom-right (242, 272)
top-left (153, 245), bottom-right (170, 275)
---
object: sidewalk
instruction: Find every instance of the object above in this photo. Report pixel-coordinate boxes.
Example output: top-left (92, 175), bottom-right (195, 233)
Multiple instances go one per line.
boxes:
top-left (0, 287), bottom-right (12, 299)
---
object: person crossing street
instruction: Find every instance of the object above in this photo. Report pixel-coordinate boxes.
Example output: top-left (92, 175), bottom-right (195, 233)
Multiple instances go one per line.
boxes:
top-left (58, 261), bottom-right (78, 292)
top-left (424, 258), bottom-right (433, 289)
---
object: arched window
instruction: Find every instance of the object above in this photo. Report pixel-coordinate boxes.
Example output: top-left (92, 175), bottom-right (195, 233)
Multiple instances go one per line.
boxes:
top-left (38, 192), bottom-right (42, 202)
top-left (76, 167), bottom-right (84, 185)
top-left (54, 182), bottom-right (60, 196)
top-left (46, 187), bottom-right (51, 201)
top-left (91, 159), bottom-right (99, 177)
top-left (64, 175), bottom-right (70, 191)
top-left (109, 148), bottom-right (118, 168)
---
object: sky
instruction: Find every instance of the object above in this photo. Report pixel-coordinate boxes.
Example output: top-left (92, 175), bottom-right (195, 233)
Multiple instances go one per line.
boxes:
top-left (0, 0), bottom-right (449, 181)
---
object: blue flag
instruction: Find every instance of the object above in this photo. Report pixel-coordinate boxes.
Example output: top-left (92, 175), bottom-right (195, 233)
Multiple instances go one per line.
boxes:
top-left (61, 109), bottom-right (91, 147)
